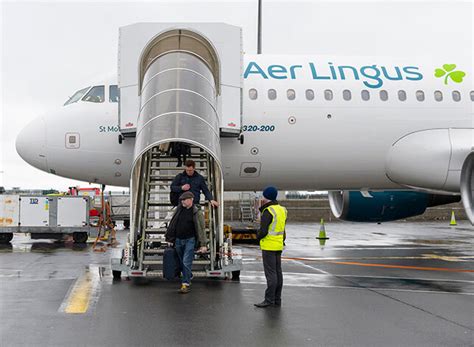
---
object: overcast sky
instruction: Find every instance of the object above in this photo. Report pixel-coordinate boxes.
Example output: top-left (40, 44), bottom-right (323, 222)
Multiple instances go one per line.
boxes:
top-left (0, 0), bottom-right (473, 191)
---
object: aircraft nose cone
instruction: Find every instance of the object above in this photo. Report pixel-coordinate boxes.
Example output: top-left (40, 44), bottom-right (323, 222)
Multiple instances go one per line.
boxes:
top-left (16, 117), bottom-right (48, 172)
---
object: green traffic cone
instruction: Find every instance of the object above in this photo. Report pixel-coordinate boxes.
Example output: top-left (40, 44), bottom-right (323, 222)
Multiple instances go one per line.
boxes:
top-left (317, 218), bottom-right (329, 239)
top-left (450, 211), bottom-right (457, 226)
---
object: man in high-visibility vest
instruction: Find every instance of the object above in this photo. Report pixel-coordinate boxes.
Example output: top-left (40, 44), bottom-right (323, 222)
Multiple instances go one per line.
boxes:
top-left (254, 186), bottom-right (287, 308)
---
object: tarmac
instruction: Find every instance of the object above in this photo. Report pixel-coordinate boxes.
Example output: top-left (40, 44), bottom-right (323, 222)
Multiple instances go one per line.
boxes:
top-left (0, 221), bottom-right (473, 346)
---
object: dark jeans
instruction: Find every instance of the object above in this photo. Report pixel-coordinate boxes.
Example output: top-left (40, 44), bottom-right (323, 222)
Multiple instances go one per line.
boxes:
top-left (262, 250), bottom-right (283, 304)
top-left (175, 237), bottom-right (196, 284)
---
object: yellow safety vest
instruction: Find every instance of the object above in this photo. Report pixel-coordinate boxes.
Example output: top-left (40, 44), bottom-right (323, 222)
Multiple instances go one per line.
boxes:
top-left (260, 204), bottom-right (287, 251)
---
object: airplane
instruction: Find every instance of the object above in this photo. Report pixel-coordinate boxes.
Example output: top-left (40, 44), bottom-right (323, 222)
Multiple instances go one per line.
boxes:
top-left (15, 25), bottom-right (474, 225)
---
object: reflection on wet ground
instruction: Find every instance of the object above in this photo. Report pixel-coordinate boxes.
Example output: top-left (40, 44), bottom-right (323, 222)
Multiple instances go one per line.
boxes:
top-left (1, 222), bottom-right (473, 346)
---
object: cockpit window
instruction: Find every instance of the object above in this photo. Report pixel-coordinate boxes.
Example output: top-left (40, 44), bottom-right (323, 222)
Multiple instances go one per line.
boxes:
top-left (64, 87), bottom-right (90, 106)
top-left (109, 85), bottom-right (119, 103)
top-left (82, 85), bottom-right (105, 103)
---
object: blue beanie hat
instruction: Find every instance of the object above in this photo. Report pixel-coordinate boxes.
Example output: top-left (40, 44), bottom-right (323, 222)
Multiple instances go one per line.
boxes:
top-left (263, 186), bottom-right (278, 201)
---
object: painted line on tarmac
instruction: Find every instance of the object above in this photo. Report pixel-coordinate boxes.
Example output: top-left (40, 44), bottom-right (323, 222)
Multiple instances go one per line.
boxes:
top-left (243, 270), bottom-right (474, 284)
top-left (335, 273), bottom-right (474, 284)
top-left (290, 260), bottom-right (331, 275)
top-left (307, 246), bottom-right (473, 251)
top-left (329, 261), bottom-right (474, 273)
top-left (237, 275), bottom-right (474, 296)
top-left (280, 255), bottom-right (474, 262)
top-left (58, 265), bottom-right (101, 314)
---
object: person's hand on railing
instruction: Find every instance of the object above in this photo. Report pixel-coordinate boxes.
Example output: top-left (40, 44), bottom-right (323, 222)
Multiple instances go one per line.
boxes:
top-left (197, 246), bottom-right (208, 253)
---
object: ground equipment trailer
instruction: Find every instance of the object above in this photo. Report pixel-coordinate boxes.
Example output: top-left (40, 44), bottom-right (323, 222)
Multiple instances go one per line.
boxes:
top-left (110, 23), bottom-right (243, 280)
top-left (107, 193), bottom-right (131, 229)
top-left (0, 195), bottom-right (92, 243)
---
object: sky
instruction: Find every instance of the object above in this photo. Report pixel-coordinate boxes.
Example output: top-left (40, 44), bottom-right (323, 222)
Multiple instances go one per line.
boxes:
top-left (0, 0), bottom-right (473, 191)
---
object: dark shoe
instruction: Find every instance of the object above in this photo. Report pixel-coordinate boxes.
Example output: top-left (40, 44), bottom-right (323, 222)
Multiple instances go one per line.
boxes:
top-left (274, 301), bottom-right (281, 307)
top-left (254, 300), bottom-right (273, 308)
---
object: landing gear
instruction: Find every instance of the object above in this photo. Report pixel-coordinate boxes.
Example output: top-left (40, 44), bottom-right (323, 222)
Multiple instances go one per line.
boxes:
top-left (72, 232), bottom-right (88, 243)
top-left (0, 233), bottom-right (13, 243)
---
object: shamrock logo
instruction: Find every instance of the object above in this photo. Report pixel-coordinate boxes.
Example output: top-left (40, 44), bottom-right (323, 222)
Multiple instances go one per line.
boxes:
top-left (434, 64), bottom-right (466, 85)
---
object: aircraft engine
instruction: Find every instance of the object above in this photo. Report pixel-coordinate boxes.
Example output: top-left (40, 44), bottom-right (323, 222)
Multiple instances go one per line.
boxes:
top-left (328, 191), bottom-right (460, 223)
top-left (460, 152), bottom-right (474, 224)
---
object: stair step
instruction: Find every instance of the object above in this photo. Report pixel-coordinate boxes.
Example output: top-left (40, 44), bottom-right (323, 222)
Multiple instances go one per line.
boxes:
top-left (145, 228), bottom-right (167, 233)
top-left (149, 176), bottom-right (175, 181)
top-left (143, 249), bottom-right (165, 254)
top-left (149, 175), bottom-right (208, 180)
top-left (142, 260), bottom-right (163, 265)
top-left (145, 270), bottom-right (208, 278)
top-left (147, 201), bottom-right (174, 206)
top-left (144, 238), bottom-right (165, 242)
top-left (151, 167), bottom-right (208, 171)
top-left (146, 218), bottom-right (170, 223)
top-left (147, 183), bottom-right (171, 188)
top-left (145, 231), bottom-right (166, 235)
top-left (151, 158), bottom-right (207, 163)
top-left (143, 259), bottom-right (211, 265)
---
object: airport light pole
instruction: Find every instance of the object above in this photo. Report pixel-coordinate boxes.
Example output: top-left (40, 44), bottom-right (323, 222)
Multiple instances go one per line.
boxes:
top-left (257, 0), bottom-right (262, 54)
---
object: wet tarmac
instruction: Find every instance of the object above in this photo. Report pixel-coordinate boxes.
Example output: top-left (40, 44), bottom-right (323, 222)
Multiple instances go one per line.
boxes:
top-left (0, 222), bottom-right (473, 346)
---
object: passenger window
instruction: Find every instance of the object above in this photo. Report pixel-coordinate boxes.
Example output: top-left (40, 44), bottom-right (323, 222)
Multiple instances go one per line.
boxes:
top-left (287, 89), bottom-right (296, 100)
top-left (361, 90), bottom-right (370, 101)
top-left (324, 89), bottom-right (333, 101)
top-left (470, 91), bottom-right (474, 102)
top-left (380, 90), bottom-right (388, 101)
top-left (64, 87), bottom-right (90, 106)
top-left (109, 85), bottom-right (119, 103)
top-left (305, 89), bottom-right (314, 101)
top-left (452, 91), bottom-right (461, 102)
top-left (268, 89), bottom-right (277, 100)
top-left (82, 86), bottom-right (105, 103)
top-left (343, 90), bottom-right (351, 101)
top-left (249, 88), bottom-right (258, 100)
top-left (416, 90), bottom-right (425, 102)
top-left (434, 90), bottom-right (443, 102)
top-left (398, 90), bottom-right (406, 101)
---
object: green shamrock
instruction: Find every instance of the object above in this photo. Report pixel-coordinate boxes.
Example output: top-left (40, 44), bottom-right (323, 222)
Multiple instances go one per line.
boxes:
top-left (434, 64), bottom-right (466, 85)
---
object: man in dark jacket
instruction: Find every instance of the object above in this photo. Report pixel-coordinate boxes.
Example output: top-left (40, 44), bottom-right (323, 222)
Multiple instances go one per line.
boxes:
top-left (170, 159), bottom-right (219, 207)
top-left (165, 191), bottom-right (207, 293)
top-left (254, 186), bottom-right (287, 308)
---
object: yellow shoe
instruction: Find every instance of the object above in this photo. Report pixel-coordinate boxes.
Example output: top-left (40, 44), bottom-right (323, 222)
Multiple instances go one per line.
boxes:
top-left (179, 284), bottom-right (190, 294)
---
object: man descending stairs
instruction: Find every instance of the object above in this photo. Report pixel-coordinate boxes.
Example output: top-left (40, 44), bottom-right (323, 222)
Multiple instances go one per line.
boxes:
top-left (135, 143), bottom-right (218, 278)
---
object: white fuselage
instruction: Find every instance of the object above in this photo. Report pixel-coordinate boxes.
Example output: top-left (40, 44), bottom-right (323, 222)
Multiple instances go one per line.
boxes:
top-left (16, 55), bottom-right (474, 192)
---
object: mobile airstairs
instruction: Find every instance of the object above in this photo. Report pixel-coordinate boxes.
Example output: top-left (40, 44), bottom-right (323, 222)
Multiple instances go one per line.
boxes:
top-left (111, 23), bottom-right (243, 280)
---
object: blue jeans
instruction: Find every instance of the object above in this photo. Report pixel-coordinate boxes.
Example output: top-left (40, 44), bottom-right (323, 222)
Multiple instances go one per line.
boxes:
top-left (175, 237), bottom-right (196, 284)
